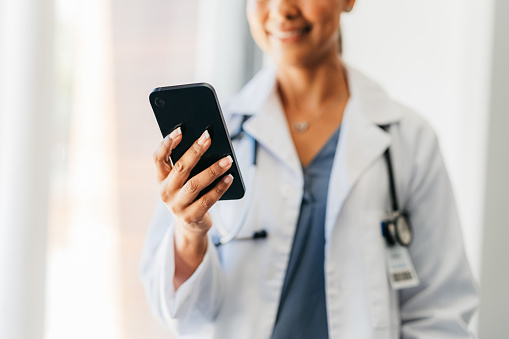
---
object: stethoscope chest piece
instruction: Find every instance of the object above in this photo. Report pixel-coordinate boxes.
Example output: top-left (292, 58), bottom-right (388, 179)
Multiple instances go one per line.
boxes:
top-left (382, 212), bottom-right (413, 247)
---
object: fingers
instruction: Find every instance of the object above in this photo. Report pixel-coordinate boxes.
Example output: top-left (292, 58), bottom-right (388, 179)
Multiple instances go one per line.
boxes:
top-left (153, 127), bottom-right (182, 183)
top-left (175, 155), bottom-right (233, 207)
top-left (165, 130), bottom-right (212, 190)
top-left (156, 127), bottom-right (235, 232)
top-left (184, 174), bottom-right (234, 223)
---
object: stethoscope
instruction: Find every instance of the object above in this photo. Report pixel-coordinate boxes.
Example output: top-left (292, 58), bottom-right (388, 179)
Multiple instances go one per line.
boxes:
top-left (379, 125), bottom-right (413, 247)
top-left (213, 119), bottom-right (413, 248)
top-left (213, 115), bottom-right (267, 247)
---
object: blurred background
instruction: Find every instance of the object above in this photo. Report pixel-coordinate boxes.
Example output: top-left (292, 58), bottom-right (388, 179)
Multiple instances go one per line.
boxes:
top-left (0, 0), bottom-right (507, 338)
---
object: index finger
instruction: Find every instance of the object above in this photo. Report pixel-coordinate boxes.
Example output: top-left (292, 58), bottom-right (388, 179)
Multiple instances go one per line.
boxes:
top-left (166, 129), bottom-right (212, 190)
top-left (153, 127), bottom-right (182, 182)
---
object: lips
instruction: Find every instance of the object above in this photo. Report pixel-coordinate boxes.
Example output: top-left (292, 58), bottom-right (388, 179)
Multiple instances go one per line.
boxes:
top-left (268, 25), bottom-right (311, 40)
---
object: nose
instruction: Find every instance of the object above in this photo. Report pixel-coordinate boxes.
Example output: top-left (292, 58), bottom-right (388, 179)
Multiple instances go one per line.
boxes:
top-left (269, 0), bottom-right (300, 21)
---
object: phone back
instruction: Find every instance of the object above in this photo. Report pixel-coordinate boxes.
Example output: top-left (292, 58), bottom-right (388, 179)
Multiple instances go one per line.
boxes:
top-left (149, 83), bottom-right (245, 200)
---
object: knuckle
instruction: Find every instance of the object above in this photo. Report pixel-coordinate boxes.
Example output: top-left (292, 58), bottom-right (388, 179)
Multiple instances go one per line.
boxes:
top-left (173, 161), bottom-right (185, 173)
top-left (168, 204), bottom-right (180, 216)
top-left (208, 166), bottom-right (217, 177)
top-left (190, 143), bottom-right (201, 156)
top-left (182, 214), bottom-right (195, 225)
top-left (200, 196), bottom-right (212, 209)
top-left (185, 179), bottom-right (199, 194)
top-left (160, 186), bottom-right (173, 202)
top-left (153, 150), bottom-right (160, 163)
top-left (215, 185), bottom-right (225, 195)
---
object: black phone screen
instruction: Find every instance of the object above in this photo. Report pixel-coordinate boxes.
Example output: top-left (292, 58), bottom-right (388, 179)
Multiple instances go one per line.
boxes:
top-left (149, 83), bottom-right (245, 200)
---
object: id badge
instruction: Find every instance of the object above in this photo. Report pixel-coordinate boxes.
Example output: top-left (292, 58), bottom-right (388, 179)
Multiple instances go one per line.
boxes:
top-left (386, 244), bottom-right (420, 290)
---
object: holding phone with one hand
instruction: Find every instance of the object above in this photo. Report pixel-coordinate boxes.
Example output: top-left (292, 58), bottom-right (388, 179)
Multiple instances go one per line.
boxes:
top-left (150, 83), bottom-right (245, 201)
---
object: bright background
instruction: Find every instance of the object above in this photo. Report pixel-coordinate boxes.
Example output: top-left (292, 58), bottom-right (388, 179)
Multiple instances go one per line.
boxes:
top-left (0, 0), bottom-right (507, 338)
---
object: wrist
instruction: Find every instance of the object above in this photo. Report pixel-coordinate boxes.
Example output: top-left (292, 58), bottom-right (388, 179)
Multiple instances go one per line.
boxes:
top-left (174, 222), bottom-right (208, 263)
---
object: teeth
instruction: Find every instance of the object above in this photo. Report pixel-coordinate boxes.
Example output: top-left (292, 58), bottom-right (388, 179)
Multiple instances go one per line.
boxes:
top-left (271, 28), bottom-right (307, 39)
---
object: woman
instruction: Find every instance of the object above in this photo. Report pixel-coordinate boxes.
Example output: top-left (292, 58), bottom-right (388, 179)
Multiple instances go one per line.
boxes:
top-left (140, 0), bottom-right (478, 338)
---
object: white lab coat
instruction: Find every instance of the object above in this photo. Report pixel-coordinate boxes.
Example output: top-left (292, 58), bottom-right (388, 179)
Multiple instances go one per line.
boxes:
top-left (140, 64), bottom-right (479, 339)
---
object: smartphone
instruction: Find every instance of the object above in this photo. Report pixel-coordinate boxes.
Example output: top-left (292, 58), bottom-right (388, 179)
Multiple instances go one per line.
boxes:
top-left (149, 83), bottom-right (245, 200)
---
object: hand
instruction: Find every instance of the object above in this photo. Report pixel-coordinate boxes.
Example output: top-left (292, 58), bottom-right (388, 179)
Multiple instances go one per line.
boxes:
top-left (153, 127), bottom-right (234, 288)
top-left (154, 127), bottom-right (234, 233)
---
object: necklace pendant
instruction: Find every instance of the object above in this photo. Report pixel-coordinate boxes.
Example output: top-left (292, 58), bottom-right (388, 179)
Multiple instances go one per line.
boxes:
top-left (293, 121), bottom-right (309, 133)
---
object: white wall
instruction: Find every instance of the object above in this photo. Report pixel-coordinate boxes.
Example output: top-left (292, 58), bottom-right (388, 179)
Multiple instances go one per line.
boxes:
top-left (478, 0), bottom-right (509, 337)
top-left (341, 0), bottom-right (494, 283)
top-left (0, 0), bottom-right (54, 338)
top-left (194, 0), bottom-right (262, 103)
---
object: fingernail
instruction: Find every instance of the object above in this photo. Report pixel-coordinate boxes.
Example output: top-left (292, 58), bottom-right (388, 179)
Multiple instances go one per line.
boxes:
top-left (219, 155), bottom-right (233, 168)
top-left (169, 127), bottom-right (182, 139)
top-left (197, 130), bottom-right (210, 145)
top-left (223, 174), bottom-right (233, 184)
top-left (164, 134), bottom-right (170, 144)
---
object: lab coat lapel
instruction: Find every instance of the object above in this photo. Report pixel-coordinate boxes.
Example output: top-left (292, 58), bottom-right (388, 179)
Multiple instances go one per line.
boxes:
top-left (226, 63), bottom-right (403, 229)
top-left (325, 66), bottom-right (401, 241)
top-left (226, 65), bottom-right (302, 176)
top-left (241, 86), bottom-right (303, 177)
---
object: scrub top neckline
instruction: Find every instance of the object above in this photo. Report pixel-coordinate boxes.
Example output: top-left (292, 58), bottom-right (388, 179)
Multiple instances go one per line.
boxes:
top-left (302, 125), bottom-right (341, 170)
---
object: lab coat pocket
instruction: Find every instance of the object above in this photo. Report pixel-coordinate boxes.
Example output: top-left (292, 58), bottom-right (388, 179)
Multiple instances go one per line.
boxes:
top-left (359, 210), bottom-right (400, 332)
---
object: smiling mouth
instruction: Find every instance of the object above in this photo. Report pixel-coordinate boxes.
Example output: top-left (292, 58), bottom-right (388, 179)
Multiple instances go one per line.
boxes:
top-left (269, 26), bottom-right (312, 40)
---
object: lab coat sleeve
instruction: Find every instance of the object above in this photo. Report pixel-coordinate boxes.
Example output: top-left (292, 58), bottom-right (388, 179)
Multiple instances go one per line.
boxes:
top-left (398, 123), bottom-right (479, 338)
top-left (139, 200), bottom-right (226, 335)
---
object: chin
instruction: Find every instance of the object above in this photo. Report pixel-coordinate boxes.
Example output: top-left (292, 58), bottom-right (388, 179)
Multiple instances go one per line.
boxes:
top-left (271, 49), bottom-right (329, 69)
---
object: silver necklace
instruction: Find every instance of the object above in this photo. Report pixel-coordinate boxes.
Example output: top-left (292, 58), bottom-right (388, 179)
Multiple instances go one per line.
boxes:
top-left (288, 93), bottom-right (349, 134)
top-left (292, 121), bottom-right (311, 133)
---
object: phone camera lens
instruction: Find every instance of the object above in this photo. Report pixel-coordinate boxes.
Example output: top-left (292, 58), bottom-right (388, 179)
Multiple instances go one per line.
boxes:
top-left (154, 97), bottom-right (165, 107)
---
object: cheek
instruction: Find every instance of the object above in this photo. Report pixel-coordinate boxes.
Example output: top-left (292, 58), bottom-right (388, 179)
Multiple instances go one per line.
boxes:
top-left (303, 1), bottom-right (341, 34)
top-left (246, 1), bottom-right (269, 49)
top-left (246, 0), bottom-right (266, 26)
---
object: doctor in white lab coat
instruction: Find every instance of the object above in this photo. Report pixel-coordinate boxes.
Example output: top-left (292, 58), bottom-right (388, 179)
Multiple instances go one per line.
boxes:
top-left (141, 0), bottom-right (478, 338)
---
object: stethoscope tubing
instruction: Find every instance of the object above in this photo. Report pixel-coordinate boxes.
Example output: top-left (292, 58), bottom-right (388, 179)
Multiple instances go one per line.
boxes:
top-left (215, 164), bottom-right (257, 245)
top-left (379, 124), bottom-right (413, 247)
top-left (214, 131), bottom-right (261, 246)
top-left (214, 121), bottom-right (412, 247)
